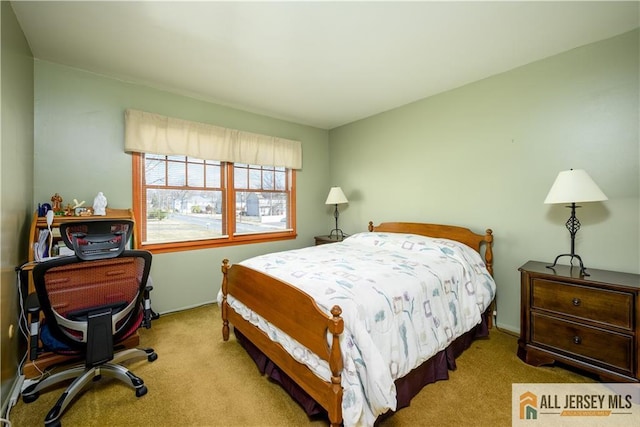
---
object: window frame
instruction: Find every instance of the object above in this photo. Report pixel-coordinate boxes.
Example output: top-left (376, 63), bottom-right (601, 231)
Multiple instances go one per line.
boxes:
top-left (132, 152), bottom-right (297, 254)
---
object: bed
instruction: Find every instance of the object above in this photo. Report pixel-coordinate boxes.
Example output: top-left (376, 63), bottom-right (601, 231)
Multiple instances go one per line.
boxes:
top-left (218, 221), bottom-right (495, 426)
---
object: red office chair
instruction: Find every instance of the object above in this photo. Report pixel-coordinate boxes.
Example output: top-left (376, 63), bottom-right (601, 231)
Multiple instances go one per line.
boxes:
top-left (22, 220), bottom-right (157, 427)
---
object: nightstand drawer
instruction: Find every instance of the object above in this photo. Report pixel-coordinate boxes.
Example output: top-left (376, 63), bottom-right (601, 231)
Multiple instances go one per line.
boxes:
top-left (519, 261), bottom-right (640, 382)
top-left (531, 278), bottom-right (633, 329)
top-left (531, 312), bottom-right (633, 373)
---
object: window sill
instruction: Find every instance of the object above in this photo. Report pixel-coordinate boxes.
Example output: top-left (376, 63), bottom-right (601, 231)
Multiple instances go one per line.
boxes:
top-left (139, 231), bottom-right (298, 254)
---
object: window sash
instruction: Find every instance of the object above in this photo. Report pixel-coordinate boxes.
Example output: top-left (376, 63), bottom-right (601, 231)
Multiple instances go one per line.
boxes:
top-left (132, 153), bottom-right (296, 253)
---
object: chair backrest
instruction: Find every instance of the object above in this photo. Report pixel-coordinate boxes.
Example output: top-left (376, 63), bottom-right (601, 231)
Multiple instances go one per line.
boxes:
top-left (32, 250), bottom-right (152, 350)
top-left (59, 220), bottom-right (134, 260)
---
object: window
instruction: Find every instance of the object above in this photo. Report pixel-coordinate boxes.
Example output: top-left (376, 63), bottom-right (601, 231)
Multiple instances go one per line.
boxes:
top-left (125, 109), bottom-right (301, 252)
top-left (133, 153), bottom-right (296, 253)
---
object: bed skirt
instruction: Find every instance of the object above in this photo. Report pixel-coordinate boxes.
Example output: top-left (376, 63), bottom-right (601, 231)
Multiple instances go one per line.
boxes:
top-left (233, 310), bottom-right (490, 422)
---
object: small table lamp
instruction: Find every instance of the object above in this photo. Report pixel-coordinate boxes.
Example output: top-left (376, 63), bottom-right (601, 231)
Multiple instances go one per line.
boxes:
top-left (325, 187), bottom-right (348, 239)
top-left (544, 169), bottom-right (607, 276)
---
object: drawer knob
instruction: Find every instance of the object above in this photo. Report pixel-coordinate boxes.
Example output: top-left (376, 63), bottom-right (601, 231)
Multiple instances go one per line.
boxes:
top-left (573, 336), bottom-right (582, 345)
top-left (572, 297), bottom-right (581, 307)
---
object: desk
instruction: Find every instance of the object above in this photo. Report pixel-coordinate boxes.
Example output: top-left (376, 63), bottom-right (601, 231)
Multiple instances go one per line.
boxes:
top-left (21, 208), bottom-right (140, 378)
top-left (28, 208), bottom-right (136, 264)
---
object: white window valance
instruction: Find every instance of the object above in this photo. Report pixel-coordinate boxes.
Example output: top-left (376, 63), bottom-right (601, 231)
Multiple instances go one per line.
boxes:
top-left (124, 109), bottom-right (302, 169)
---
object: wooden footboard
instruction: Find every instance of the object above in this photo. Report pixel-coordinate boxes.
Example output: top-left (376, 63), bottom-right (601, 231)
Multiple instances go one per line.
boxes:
top-left (221, 259), bottom-right (344, 426)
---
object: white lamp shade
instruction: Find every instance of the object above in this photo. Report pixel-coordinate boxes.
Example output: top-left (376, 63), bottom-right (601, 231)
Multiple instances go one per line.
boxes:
top-left (325, 187), bottom-right (348, 205)
top-left (544, 169), bottom-right (608, 204)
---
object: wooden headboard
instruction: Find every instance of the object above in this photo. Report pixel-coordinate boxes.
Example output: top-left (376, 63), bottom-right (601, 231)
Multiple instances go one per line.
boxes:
top-left (368, 221), bottom-right (494, 276)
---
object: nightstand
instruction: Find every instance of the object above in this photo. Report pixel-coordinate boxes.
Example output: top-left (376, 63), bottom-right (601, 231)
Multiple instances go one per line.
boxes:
top-left (314, 235), bottom-right (345, 246)
top-left (518, 260), bottom-right (640, 382)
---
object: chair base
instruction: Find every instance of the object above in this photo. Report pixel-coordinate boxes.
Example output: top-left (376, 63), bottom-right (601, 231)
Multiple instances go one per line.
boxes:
top-left (23, 347), bottom-right (157, 427)
top-left (23, 333), bottom-right (141, 379)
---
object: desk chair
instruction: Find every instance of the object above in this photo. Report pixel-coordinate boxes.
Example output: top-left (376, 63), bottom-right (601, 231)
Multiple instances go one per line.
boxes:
top-left (22, 220), bottom-right (157, 427)
top-left (58, 219), bottom-right (159, 327)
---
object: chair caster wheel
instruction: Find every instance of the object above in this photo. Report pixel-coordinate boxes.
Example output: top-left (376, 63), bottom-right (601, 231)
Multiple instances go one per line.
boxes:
top-left (148, 352), bottom-right (158, 362)
top-left (136, 385), bottom-right (148, 397)
top-left (23, 392), bottom-right (39, 403)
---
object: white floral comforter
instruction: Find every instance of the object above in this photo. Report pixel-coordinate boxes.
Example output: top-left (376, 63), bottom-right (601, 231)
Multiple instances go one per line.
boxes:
top-left (217, 232), bottom-right (496, 427)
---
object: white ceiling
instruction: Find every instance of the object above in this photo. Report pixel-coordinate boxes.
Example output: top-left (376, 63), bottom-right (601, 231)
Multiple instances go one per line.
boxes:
top-left (10, 1), bottom-right (640, 130)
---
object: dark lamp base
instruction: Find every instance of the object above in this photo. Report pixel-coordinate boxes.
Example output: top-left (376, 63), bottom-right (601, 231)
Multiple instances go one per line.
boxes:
top-left (547, 253), bottom-right (589, 276)
top-left (328, 229), bottom-right (345, 240)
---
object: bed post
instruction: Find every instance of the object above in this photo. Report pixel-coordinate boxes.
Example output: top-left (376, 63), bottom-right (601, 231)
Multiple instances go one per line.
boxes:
top-left (328, 305), bottom-right (344, 427)
top-left (221, 259), bottom-right (230, 341)
top-left (483, 230), bottom-right (495, 329)
top-left (484, 229), bottom-right (494, 276)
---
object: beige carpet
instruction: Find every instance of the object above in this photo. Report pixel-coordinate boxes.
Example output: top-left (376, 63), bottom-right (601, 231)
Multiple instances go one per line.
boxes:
top-left (10, 304), bottom-right (594, 427)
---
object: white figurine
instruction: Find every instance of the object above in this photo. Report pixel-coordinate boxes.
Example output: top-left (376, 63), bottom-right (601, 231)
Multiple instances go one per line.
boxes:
top-left (93, 192), bottom-right (107, 216)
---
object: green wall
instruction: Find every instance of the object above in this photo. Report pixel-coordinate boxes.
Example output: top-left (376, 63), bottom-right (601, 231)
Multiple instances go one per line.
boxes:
top-left (328, 29), bottom-right (640, 332)
top-left (25, 24), bottom-right (640, 335)
top-left (1, 0), bottom-right (34, 411)
top-left (34, 61), bottom-right (331, 313)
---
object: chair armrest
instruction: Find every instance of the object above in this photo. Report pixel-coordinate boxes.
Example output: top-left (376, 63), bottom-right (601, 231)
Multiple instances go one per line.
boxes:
top-left (142, 284), bottom-right (155, 329)
top-left (26, 292), bottom-right (40, 313)
top-left (25, 293), bottom-right (41, 361)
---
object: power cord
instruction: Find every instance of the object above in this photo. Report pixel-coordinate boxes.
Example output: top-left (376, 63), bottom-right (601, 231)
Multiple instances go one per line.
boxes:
top-left (489, 291), bottom-right (518, 337)
top-left (15, 263), bottom-right (48, 377)
top-left (2, 264), bottom-right (53, 427)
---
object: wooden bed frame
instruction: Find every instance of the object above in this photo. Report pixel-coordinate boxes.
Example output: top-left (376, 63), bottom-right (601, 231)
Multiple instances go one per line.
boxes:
top-left (220, 221), bottom-right (494, 426)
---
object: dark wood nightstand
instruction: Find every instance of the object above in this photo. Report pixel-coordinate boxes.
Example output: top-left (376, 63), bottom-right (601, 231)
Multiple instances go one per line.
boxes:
top-left (314, 235), bottom-right (345, 246)
top-left (518, 260), bottom-right (640, 382)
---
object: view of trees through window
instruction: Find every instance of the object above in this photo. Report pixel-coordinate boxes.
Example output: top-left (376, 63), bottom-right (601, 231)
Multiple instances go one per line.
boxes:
top-left (141, 154), bottom-right (291, 245)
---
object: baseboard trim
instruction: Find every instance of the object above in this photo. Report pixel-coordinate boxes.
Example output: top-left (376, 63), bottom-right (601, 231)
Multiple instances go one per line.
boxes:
top-left (494, 322), bottom-right (519, 336)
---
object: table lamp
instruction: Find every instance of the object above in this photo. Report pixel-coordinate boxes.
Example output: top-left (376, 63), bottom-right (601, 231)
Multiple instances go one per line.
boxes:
top-left (544, 169), bottom-right (607, 276)
top-left (325, 187), bottom-right (348, 239)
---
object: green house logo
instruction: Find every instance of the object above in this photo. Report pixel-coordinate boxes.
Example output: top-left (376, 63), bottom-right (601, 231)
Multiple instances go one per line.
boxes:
top-left (520, 391), bottom-right (538, 420)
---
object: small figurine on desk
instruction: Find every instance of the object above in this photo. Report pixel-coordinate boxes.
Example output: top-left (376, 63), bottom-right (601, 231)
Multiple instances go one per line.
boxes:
top-left (72, 198), bottom-right (85, 209)
top-left (93, 192), bottom-right (107, 216)
top-left (38, 203), bottom-right (52, 217)
top-left (51, 193), bottom-right (63, 213)
top-left (71, 198), bottom-right (86, 216)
